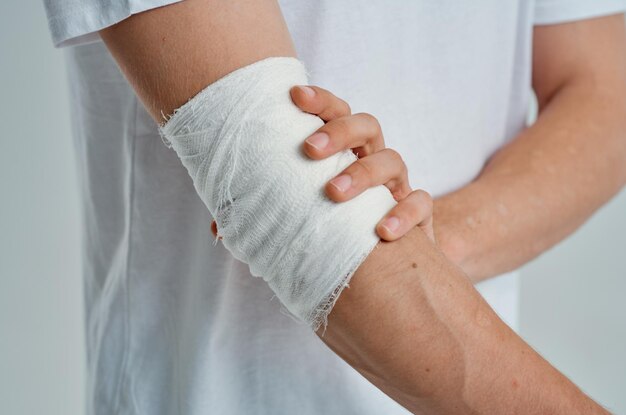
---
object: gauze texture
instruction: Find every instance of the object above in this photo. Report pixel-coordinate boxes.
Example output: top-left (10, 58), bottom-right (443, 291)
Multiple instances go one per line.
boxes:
top-left (159, 57), bottom-right (396, 329)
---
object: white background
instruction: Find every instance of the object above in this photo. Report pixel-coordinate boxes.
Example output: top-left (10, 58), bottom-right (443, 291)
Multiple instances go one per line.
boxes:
top-left (1, 4), bottom-right (625, 414)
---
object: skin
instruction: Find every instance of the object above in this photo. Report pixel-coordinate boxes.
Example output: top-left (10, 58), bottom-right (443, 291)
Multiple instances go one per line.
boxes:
top-left (212, 85), bottom-right (436, 241)
top-left (435, 15), bottom-right (626, 282)
top-left (291, 85), bottom-right (436, 241)
top-left (284, 15), bottom-right (626, 284)
top-left (100, 0), bottom-right (615, 413)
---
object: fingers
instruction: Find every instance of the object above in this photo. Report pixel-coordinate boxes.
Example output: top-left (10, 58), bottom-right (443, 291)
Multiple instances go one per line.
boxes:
top-left (325, 148), bottom-right (411, 202)
top-left (210, 220), bottom-right (222, 240)
top-left (291, 85), bottom-right (384, 160)
top-left (291, 85), bottom-right (428, 244)
top-left (304, 113), bottom-right (385, 160)
top-left (376, 190), bottom-right (435, 242)
top-left (290, 85), bottom-right (351, 122)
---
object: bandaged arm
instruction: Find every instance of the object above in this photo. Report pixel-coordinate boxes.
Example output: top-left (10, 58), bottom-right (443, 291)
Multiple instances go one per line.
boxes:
top-left (99, 1), bottom-right (609, 413)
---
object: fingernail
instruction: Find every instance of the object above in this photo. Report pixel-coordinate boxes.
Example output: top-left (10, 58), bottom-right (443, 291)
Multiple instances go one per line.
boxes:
top-left (381, 216), bottom-right (400, 233)
top-left (329, 174), bottom-right (352, 193)
top-left (297, 85), bottom-right (315, 97)
top-left (305, 132), bottom-right (329, 150)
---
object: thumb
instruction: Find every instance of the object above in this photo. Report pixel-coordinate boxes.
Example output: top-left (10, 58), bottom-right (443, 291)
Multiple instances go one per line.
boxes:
top-left (211, 220), bottom-right (221, 239)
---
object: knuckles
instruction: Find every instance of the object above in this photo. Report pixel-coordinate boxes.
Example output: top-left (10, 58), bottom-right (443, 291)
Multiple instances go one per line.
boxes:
top-left (413, 189), bottom-right (434, 212)
top-left (356, 112), bottom-right (382, 133)
top-left (338, 99), bottom-right (352, 116)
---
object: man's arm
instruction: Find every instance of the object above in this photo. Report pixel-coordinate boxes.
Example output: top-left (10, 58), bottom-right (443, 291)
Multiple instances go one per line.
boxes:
top-left (99, 0), bottom-right (297, 119)
top-left (434, 14), bottom-right (626, 282)
top-left (100, 1), bottom-right (609, 413)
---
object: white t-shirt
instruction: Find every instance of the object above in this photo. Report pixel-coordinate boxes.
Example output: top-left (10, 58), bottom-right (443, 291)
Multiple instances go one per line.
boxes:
top-left (44, 1), bottom-right (626, 414)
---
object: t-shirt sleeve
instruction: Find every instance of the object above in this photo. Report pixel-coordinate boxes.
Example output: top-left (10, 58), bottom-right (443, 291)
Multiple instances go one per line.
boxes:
top-left (534, 0), bottom-right (626, 25)
top-left (43, 0), bottom-right (183, 48)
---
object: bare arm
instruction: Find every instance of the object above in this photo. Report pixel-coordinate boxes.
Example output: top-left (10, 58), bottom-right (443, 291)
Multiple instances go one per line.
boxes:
top-left (100, 1), bottom-right (609, 413)
top-left (100, 0), bottom-right (296, 119)
top-left (435, 15), bottom-right (626, 282)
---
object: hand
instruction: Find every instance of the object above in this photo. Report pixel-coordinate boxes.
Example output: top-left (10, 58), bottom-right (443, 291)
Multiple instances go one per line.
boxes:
top-left (211, 85), bottom-right (434, 243)
top-left (291, 85), bottom-right (434, 242)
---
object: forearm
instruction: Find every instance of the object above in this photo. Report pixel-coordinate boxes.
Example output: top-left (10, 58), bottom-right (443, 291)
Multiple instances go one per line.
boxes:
top-left (323, 227), bottom-right (607, 414)
top-left (434, 17), bottom-right (626, 282)
top-left (100, 3), bottom-right (608, 412)
top-left (435, 81), bottom-right (626, 281)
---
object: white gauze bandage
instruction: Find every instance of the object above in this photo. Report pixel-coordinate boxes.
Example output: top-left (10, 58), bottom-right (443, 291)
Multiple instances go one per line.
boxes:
top-left (160, 57), bottom-right (396, 330)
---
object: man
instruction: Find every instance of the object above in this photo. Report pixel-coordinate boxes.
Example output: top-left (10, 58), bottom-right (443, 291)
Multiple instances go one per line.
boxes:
top-left (43, 0), bottom-right (626, 413)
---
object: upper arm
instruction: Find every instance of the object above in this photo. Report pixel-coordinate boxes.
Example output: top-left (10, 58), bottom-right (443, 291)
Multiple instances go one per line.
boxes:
top-left (532, 14), bottom-right (626, 110)
top-left (99, 0), bottom-right (296, 120)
